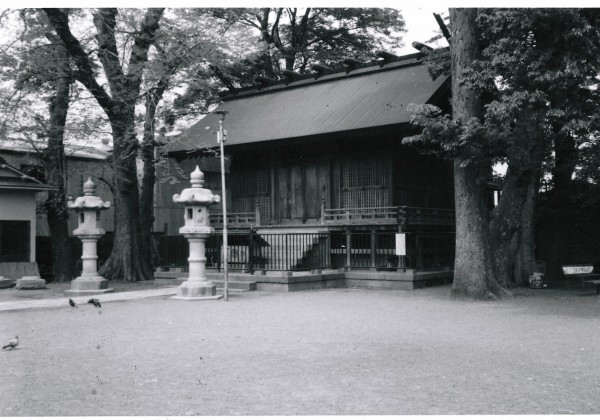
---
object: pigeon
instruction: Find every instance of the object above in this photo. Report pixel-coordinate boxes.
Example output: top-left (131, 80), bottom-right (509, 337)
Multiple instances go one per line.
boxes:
top-left (87, 298), bottom-right (101, 308)
top-left (68, 299), bottom-right (77, 308)
top-left (2, 336), bottom-right (19, 351)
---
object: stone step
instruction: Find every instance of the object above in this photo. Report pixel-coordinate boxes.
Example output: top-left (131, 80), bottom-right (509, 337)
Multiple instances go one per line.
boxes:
top-left (154, 272), bottom-right (256, 291)
top-left (211, 280), bottom-right (256, 291)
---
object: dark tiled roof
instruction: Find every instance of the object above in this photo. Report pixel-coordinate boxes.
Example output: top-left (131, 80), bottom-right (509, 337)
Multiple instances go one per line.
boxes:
top-left (166, 55), bottom-right (449, 153)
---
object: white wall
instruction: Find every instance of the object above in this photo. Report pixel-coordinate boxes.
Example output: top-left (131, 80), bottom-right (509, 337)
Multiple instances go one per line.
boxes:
top-left (0, 189), bottom-right (38, 262)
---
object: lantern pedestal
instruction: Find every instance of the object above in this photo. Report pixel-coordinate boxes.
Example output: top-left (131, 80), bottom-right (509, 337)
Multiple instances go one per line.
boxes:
top-left (65, 277), bottom-right (113, 295)
top-left (172, 232), bottom-right (222, 301)
top-left (65, 233), bottom-right (113, 295)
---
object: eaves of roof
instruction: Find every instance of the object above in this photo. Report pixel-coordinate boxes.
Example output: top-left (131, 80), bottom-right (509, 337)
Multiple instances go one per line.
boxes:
top-left (166, 57), bottom-right (449, 154)
top-left (0, 163), bottom-right (53, 191)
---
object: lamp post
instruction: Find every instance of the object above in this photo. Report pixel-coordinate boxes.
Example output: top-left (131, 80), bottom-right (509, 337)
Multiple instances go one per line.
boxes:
top-left (216, 110), bottom-right (229, 301)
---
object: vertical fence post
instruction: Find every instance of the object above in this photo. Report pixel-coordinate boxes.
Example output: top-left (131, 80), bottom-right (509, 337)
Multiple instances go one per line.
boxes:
top-left (345, 230), bottom-right (351, 270)
top-left (248, 227), bottom-right (254, 274)
top-left (370, 229), bottom-right (377, 271)
top-left (325, 233), bottom-right (331, 269)
top-left (217, 234), bottom-right (222, 272)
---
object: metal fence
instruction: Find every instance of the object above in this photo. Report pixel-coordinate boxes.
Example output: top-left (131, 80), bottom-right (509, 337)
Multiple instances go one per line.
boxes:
top-left (155, 230), bottom-right (455, 272)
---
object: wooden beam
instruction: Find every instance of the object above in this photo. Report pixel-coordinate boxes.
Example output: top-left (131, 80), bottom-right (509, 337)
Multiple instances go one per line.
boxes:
top-left (311, 63), bottom-right (333, 79)
top-left (412, 41), bottom-right (434, 53)
top-left (255, 75), bottom-right (278, 88)
top-left (434, 13), bottom-right (452, 44)
top-left (376, 50), bottom-right (399, 66)
top-left (282, 69), bottom-right (301, 85)
top-left (341, 57), bottom-right (363, 73)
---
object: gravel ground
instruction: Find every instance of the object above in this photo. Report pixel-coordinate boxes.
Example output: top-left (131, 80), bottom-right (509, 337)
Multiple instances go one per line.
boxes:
top-left (1, 284), bottom-right (600, 416)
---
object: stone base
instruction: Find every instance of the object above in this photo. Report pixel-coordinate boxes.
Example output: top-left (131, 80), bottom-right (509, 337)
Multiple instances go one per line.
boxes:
top-left (64, 276), bottom-right (114, 296)
top-left (0, 276), bottom-right (15, 289)
top-left (171, 294), bottom-right (224, 301)
top-left (15, 276), bottom-right (46, 290)
top-left (172, 280), bottom-right (222, 300)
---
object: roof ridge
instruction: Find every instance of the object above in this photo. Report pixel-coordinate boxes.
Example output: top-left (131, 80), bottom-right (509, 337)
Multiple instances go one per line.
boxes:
top-left (221, 51), bottom-right (430, 100)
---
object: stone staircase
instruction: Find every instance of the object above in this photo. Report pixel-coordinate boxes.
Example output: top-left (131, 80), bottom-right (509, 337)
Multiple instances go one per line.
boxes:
top-left (256, 229), bottom-right (324, 271)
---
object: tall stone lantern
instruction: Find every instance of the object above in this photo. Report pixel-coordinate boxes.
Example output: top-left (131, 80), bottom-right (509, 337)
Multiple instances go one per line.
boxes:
top-left (65, 177), bottom-right (112, 295)
top-left (172, 166), bottom-right (222, 300)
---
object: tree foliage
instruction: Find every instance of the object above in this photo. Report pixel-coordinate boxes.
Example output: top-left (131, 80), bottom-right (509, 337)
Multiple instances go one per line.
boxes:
top-left (408, 8), bottom-right (600, 294)
top-left (40, 8), bottom-right (260, 281)
top-left (0, 9), bottom-right (110, 282)
top-left (204, 8), bottom-right (405, 81)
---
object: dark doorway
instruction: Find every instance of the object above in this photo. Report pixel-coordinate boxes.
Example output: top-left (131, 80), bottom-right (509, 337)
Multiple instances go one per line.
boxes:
top-left (0, 220), bottom-right (30, 262)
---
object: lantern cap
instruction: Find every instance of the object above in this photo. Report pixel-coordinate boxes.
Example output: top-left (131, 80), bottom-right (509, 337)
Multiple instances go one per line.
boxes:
top-left (173, 166), bottom-right (220, 206)
top-left (67, 177), bottom-right (111, 210)
top-left (190, 166), bottom-right (205, 187)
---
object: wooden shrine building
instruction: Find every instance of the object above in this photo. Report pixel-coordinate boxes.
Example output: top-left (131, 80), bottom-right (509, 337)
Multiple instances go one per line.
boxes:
top-left (159, 52), bottom-right (455, 288)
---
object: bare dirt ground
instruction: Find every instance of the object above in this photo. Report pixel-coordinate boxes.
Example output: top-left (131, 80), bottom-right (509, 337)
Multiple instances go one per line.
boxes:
top-left (1, 284), bottom-right (600, 416)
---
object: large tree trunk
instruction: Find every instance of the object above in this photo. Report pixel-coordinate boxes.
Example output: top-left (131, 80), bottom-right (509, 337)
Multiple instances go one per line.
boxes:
top-left (139, 86), bottom-right (167, 270)
top-left (449, 8), bottom-right (502, 298)
top-left (489, 168), bottom-right (528, 288)
top-left (489, 116), bottom-right (545, 288)
top-left (552, 129), bottom-right (577, 194)
top-left (544, 129), bottom-right (578, 285)
top-left (453, 160), bottom-right (501, 297)
top-left (44, 41), bottom-right (74, 283)
top-left (98, 119), bottom-right (154, 281)
top-left (514, 171), bottom-right (540, 287)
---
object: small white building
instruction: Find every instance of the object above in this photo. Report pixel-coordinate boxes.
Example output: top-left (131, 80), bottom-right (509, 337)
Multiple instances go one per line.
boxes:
top-left (0, 158), bottom-right (52, 284)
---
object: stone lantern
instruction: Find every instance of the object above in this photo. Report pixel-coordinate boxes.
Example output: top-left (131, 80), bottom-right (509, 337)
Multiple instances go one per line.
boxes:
top-left (65, 177), bottom-right (112, 295)
top-left (172, 166), bottom-right (221, 300)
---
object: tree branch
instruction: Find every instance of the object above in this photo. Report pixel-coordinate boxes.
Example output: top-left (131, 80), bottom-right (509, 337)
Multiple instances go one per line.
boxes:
top-left (125, 8), bottom-right (164, 97)
top-left (42, 8), bottom-right (114, 116)
top-left (93, 9), bottom-right (126, 98)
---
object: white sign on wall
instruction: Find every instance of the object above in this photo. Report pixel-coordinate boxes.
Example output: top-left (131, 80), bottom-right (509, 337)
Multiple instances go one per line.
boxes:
top-left (395, 233), bottom-right (406, 256)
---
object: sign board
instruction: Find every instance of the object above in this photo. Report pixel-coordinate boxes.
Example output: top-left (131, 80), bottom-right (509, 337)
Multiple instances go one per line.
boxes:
top-left (395, 233), bottom-right (406, 256)
top-left (562, 265), bottom-right (593, 275)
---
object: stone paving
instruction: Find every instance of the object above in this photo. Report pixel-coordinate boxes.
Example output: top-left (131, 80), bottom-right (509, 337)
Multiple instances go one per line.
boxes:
top-left (0, 286), bottom-right (178, 312)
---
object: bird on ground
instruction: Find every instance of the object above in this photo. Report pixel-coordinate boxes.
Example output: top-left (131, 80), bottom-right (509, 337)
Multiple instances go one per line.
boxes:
top-left (87, 298), bottom-right (102, 308)
top-left (68, 299), bottom-right (77, 308)
top-left (2, 336), bottom-right (19, 351)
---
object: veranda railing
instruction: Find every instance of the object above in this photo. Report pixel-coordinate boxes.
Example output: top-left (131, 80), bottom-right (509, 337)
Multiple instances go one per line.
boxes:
top-left (207, 205), bottom-right (455, 228)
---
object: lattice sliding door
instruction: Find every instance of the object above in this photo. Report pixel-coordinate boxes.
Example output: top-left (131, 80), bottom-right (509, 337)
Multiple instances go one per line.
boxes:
top-left (230, 167), bottom-right (271, 221)
top-left (341, 158), bottom-right (389, 208)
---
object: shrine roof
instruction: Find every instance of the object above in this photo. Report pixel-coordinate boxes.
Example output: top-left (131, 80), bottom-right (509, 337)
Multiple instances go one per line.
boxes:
top-left (166, 52), bottom-right (449, 153)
